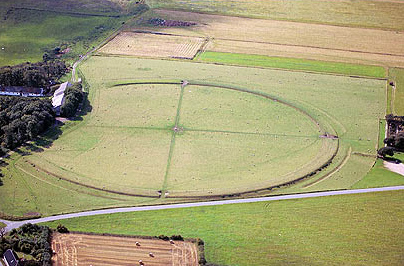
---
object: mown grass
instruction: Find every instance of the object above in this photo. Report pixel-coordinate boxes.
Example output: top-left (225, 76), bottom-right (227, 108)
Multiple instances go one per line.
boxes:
top-left (389, 68), bottom-right (404, 116)
top-left (43, 190), bottom-right (404, 266)
top-left (146, 0), bottom-right (404, 30)
top-left (197, 51), bottom-right (386, 78)
top-left (0, 56), bottom-right (386, 215)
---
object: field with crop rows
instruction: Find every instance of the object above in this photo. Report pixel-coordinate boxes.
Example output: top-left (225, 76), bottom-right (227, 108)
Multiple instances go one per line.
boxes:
top-left (146, 0), bottom-right (404, 31)
top-left (130, 9), bottom-right (404, 67)
top-left (52, 232), bottom-right (198, 266)
top-left (99, 31), bottom-right (205, 59)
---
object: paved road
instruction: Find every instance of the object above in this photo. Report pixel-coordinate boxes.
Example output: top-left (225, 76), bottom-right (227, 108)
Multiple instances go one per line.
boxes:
top-left (1, 185), bottom-right (403, 233)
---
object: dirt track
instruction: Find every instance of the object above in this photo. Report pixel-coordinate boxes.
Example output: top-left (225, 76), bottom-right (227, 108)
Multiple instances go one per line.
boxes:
top-left (384, 161), bottom-right (404, 176)
top-left (52, 232), bottom-right (198, 266)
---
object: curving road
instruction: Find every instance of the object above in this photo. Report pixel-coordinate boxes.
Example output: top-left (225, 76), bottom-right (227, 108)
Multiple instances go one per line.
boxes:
top-left (1, 185), bottom-right (403, 233)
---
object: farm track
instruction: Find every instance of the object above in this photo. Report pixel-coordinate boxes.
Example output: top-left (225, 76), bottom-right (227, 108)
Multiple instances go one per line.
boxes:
top-left (1, 186), bottom-right (403, 233)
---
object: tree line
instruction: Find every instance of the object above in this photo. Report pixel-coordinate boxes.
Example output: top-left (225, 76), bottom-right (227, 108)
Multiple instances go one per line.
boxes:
top-left (0, 223), bottom-right (52, 266)
top-left (378, 114), bottom-right (404, 158)
top-left (61, 83), bottom-right (84, 117)
top-left (0, 96), bottom-right (55, 156)
top-left (0, 61), bottom-right (67, 89)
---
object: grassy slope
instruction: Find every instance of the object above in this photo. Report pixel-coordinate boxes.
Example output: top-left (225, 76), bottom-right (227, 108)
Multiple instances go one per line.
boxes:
top-left (146, 0), bottom-right (404, 30)
top-left (0, 0), bottom-right (132, 66)
top-left (197, 51), bottom-right (386, 78)
top-left (43, 190), bottom-right (404, 266)
top-left (389, 68), bottom-right (404, 116)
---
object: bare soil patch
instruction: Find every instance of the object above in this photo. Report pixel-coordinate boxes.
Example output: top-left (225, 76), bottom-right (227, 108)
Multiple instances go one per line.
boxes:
top-left (51, 232), bottom-right (199, 266)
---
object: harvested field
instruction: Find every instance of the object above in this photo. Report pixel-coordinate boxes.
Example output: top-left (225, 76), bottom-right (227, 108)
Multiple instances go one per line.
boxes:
top-left (146, 0), bottom-right (404, 31)
top-left (99, 31), bottom-right (205, 59)
top-left (132, 9), bottom-right (404, 67)
top-left (51, 232), bottom-right (199, 266)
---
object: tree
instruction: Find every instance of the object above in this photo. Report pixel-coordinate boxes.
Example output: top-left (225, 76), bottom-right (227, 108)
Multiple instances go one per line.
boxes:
top-left (378, 147), bottom-right (394, 158)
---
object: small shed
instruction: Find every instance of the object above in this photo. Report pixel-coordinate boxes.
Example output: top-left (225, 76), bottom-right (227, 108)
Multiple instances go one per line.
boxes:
top-left (3, 249), bottom-right (19, 266)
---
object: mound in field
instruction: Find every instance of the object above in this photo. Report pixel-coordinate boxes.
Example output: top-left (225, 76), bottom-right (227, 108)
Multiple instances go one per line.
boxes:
top-left (51, 232), bottom-right (199, 266)
top-left (99, 31), bottom-right (205, 59)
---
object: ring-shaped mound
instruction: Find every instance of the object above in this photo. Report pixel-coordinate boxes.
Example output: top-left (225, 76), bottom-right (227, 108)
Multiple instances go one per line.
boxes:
top-left (29, 82), bottom-right (338, 198)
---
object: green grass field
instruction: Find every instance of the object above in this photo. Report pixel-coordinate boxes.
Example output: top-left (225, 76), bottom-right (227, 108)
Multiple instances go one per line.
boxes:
top-left (0, 55), bottom-right (387, 215)
top-left (43, 190), bottom-right (404, 265)
top-left (0, 0), bottom-right (141, 66)
top-left (146, 0), bottom-right (404, 30)
top-left (197, 52), bottom-right (387, 78)
top-left (389, 68), bottom-right (404, 116)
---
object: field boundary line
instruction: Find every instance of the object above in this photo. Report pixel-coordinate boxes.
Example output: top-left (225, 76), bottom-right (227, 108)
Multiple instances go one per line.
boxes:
top-left (9, 7), bottom-right (121, 18)
top-left (303, 147), bottom-right (352, 188)
top-left (161, 83), bottom-right (185, 197)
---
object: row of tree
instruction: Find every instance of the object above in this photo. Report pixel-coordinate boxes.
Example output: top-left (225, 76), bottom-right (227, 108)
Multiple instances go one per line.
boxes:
top-left (0, 96), bottom-right (55, 156)
top-left (0, 61), bottom-right (67, 88)
top-left (0, 223), bottom-right (52, 266)
top-left (60, 83), bottom-right (84, 117)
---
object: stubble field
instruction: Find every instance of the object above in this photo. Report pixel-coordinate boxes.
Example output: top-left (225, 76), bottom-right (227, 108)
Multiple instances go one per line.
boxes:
top-left (130, 9), bottom-right (404, 67)
top-left (51, 232), bottom-right (199, 266)
top-left (99, 31), bottom-right (206, 59)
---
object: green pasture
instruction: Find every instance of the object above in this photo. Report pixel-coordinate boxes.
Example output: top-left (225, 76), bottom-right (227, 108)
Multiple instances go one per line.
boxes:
top-left (167, 132), bottom-right (333, 196)
top-left (180, 85), bottom-right (320, 135)
top-left (0, 2), bottom-right (127, 66)
top-left (197, 52), bottom-right (387, 78)
top-left (146, 0), bottom-right (404, 30)
top-left (43, 190), bottom-right (404, 266)
top-left (389, 68), bottom-right (404, 116)
top-left (0, 152), bottom-right (159, 217)
top-left (0, 56), bottom-right (387, 215)
top-left (88, 84), bottom-right (180, 128)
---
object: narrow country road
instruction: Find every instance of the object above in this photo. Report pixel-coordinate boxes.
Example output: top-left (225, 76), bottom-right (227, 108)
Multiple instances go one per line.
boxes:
top-left (1, 186), bottom-right (403, 233)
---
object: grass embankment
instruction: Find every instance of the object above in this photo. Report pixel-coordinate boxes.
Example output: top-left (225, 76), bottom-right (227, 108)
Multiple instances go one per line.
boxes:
top-left (389, 68), bottom-right (404, 116)
top-left (43, 190), bottom-right (404, 266)
top-left (146, 0), bottom-right (404, 30)
top-left (0, 222), bottom-right (6, 228)
top-left (197, 51), bottom-right (386, 78)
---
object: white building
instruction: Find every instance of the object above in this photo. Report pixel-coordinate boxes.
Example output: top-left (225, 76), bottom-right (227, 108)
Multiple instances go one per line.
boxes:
top-left (52, 82), bottom-right (70, 115)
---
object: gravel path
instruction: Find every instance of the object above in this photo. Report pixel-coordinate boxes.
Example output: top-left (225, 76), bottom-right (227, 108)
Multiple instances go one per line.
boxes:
top-left (1, 185), bottom-right (403, 233)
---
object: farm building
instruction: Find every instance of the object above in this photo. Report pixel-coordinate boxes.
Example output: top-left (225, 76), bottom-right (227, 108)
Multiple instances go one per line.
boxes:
top-left (3, 249), bottom-right (19, 266)
top-left (0, 85), bottom-right (44, 97)
top-left (52, 81), bottom-right (70, 115)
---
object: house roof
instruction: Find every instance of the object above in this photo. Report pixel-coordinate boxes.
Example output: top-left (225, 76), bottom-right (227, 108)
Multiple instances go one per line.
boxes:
top-left (53, 82), bottom-right (69, 96)
top-left (3, 249), bottom-right (19, 266)
top-left (52, 82), bottom-right (69, 108)
top-left (0, 86), bottom-right (43, 95)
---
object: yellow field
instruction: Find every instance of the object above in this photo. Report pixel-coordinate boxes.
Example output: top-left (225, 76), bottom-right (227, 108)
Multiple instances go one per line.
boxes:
top-left (99, 31), bottom-right (206, 59)
top-left (52, 232), bottom-right (199, 266)
top-left (130, 9), bottom-right (404, 67)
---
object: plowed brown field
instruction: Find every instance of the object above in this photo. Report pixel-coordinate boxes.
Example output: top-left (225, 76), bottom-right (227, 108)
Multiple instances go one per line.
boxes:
top-left (51, 233), bottom-right (199, 266)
